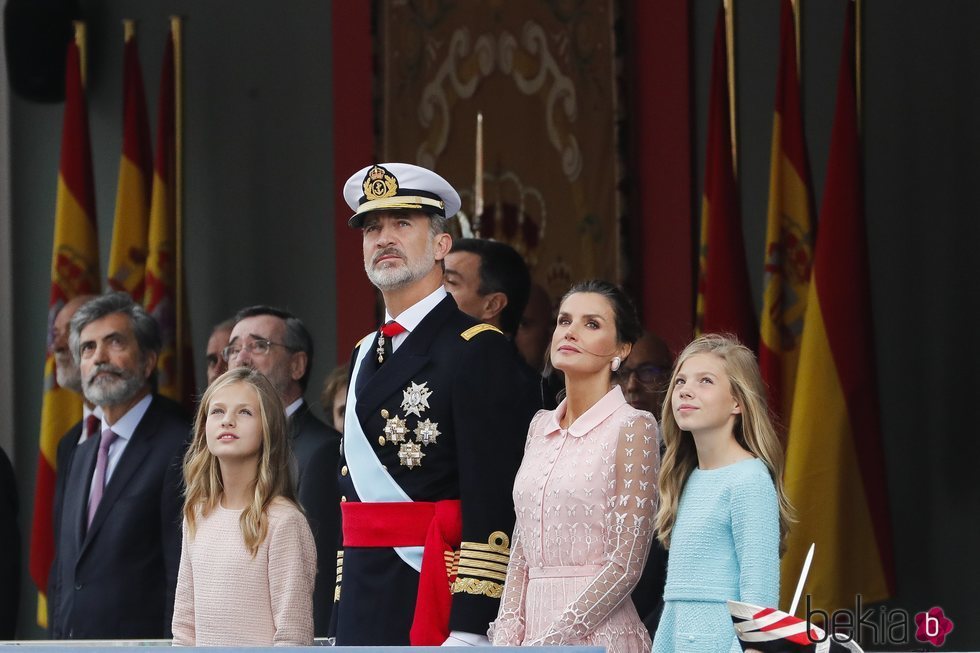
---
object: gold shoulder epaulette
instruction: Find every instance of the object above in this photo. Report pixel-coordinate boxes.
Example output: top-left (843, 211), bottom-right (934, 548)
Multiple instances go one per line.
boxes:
top-left (460, 323), bottom-right (502, 341)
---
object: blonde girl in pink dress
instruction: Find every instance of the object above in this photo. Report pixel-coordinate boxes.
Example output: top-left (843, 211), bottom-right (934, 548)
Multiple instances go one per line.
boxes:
top-left (172, 367), bottom-right (316, 646)
top-left (490, 280), bottom-right (660, 653)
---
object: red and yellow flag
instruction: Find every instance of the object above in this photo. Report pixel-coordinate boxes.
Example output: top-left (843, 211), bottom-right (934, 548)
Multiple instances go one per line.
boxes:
top-left (145, 22), bottom-right (193, 406)
top-left (759, 0), bottom-right (814, 424)
top-left (107, 21), bottom-right (152, 301)
top-left (781, 2), bottom-right (894, 612)
top-left (29, 25), bottom-right (101, 627)
top-left (695, 4), bottom-right (756, 347)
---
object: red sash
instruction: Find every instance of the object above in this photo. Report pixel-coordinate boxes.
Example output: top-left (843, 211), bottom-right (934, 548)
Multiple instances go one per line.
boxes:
top-left (342, 500), bottom-right (462, 645)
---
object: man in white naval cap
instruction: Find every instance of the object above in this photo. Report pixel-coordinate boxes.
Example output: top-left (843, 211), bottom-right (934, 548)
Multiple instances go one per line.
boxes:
top-left (330, 163), bottom-right (540, 646)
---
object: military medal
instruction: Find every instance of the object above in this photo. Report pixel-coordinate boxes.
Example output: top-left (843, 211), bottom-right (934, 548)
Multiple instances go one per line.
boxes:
top-left (414, 419), bottom-right (441, 446)
top-left (398, 441), bottom-right (425, 469)
top-left (383, 415), bottom-right (409, 443)
top-left (401, 381), bottom-right (432, 417)
top-left (376, 333), bottom-right (386, 363)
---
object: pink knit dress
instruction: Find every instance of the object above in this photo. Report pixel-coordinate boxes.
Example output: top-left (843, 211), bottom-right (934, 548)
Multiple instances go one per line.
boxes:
top-left (489, 386), bottom-right (659, 653)
top-left (171, 497), bottom-right (316, 646)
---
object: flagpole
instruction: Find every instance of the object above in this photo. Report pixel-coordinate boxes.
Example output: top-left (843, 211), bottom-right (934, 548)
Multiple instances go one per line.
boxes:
top-left (790, 0), bottom-right (802, 79)
top-left (171, 15), bottom-right (185, 384)
top-left (723, 0), bottom-right (737, 177)
top-left (854, 0), bottom-right (862, 127)
top-left (73, 21), bottom-right (87, 89)
top-left (474, 112), bottom-right (484, 234)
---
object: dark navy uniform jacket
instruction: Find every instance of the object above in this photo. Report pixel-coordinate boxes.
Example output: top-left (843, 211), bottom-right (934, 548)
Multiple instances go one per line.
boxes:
top-left (332, 294), bottom-right (541, 645)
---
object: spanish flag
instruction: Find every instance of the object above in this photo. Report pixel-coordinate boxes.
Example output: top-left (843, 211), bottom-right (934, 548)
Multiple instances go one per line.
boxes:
top-left (695, 4), bottom-right (756, 347)
top-left (29, 25), bottom-right (101, 627)
top-left (758, 0), bottom-right (814, 424)
top-left (145, 22), bottom-right (193, 406)
top-left (781, 2), bottom-right (894, 612)
top-left (107, 21), bottom-right (152, 301)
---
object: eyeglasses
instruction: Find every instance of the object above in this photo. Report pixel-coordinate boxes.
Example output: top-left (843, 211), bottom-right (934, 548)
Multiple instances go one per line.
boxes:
top-left (222, 338), bottom-right (296, 362)
top-left (621, 362), bottom-right (670, 384)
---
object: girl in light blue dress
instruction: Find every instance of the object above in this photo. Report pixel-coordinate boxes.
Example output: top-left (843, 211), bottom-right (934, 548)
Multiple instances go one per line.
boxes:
top-left (652, 335), bottom-right (792, 653)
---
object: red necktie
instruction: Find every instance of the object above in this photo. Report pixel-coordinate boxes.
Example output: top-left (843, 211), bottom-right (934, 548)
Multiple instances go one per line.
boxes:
top-left (82, 414), bottom-right (100, 445)
top-left (380, 321), bottom-right (407, 338)
top-left (377, 321), bottom-right (406, 363)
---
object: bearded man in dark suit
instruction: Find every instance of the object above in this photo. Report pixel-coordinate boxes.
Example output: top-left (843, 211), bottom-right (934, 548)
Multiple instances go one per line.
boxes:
top-left (49, 292), bottom-right (188, 640)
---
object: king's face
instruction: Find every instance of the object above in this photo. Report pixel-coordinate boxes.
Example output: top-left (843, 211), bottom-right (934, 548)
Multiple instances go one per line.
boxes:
top-left (362, 211), bottom-right (443, 291)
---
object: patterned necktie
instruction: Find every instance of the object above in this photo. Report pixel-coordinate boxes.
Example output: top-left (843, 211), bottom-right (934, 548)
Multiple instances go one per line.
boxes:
top-left (88, 428), bottom-right (119, 527)
top-left (376, 320), bottom-right (407, 363)
top-left (82, 414), bottom-right (100, 445)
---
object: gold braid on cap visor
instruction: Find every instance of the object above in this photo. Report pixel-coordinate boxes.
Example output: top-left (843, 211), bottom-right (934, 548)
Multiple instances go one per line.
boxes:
top-left (356, 195), bottom-right (446, 216)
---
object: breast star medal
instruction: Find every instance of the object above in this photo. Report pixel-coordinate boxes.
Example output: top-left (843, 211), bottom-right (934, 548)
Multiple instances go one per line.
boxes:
top-left (401, 381), bottom-right (432, 417)
top-left (414, 419), bottom-right (441, 446)
top-left (398, 441), bottom-right (425, 469)
top-left (383, 415), bottom-right (409, 444)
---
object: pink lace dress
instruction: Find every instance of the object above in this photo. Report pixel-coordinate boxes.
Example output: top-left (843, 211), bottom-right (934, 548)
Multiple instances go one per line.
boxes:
top-left (489, 386), bottom-right (659, 653)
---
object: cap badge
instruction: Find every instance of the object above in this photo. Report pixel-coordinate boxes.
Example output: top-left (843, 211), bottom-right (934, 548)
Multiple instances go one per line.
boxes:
top-left (363, 164), bottom-right (398, 201)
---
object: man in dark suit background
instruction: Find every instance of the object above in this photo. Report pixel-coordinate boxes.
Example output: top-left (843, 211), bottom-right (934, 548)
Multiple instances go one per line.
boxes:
top-left (0, 445), bottom-right (19, 640)
top-left (225, 305), bottom-right (341, 637)
top-left (47, 294), bottom-right (100, 614)
top-left (49, 292), bottom-right (188, 640)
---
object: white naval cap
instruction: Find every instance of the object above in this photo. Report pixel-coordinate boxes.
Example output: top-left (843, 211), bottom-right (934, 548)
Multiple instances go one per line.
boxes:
top-left (343, 162), bottom-right (462, 227)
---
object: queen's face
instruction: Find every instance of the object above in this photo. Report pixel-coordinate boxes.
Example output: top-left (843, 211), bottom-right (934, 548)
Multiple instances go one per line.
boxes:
top-left (550, 292), bottom-right (621, 378)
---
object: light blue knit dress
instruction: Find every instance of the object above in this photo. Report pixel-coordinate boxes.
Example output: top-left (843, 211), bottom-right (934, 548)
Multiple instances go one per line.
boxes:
top-left (651, 458), bottom-right (780, 653)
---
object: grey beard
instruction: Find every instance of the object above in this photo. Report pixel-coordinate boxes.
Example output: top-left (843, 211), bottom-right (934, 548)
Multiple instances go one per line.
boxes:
top-left (83, 365), bottom-right (145, 406)
top-left (55, 356), bottom-right (83, 394)
top-left (365, 247), bottom-right (436, 292)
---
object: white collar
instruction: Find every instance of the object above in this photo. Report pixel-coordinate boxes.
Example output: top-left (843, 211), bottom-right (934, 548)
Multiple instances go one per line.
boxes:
top-left (101, 393), bottom-right (153, 441)
top-left (384, 285), bottom-right (447, 333)
top-left (285, 397), bottom-right (304, 417)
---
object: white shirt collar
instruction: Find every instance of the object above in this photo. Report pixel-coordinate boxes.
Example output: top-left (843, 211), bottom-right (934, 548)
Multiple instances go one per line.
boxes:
top-left (285, 397), bottom-right (304, 417)
top-left (101, 393), bottom-right (153, 442)
top-left (384, 285), bottom-right (447, 333)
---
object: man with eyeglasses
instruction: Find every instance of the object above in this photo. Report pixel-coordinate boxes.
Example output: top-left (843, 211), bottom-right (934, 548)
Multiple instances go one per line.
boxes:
top-left (620, 330), bottom-right (673, 417)
top-left (225, 305), bottom-right (341, 638)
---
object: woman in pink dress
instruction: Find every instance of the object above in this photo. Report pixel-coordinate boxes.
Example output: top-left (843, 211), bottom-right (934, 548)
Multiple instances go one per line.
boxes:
top-left (489, 280), bottom-right (660, 653)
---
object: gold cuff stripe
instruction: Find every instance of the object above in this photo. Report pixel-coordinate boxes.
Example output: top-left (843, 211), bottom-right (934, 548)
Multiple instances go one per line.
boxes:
top-left (356, 196), bottom-right (445, 215)
top-left (460, 323), bottom-right (503, 341)
top-left (458, 550), bottom-right (509, 565)
top-left (457, 558), bottom-right (509, 573)
top-left (452, 577), bottom-right (504, 598)
top-left (456, 566), bottom-right (507, 582)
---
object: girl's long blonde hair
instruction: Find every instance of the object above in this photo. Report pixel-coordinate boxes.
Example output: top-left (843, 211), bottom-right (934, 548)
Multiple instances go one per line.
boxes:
top-left (183, 367), bottom-right (298, 556)
top-left (654, 334), bottom-right (793, 554)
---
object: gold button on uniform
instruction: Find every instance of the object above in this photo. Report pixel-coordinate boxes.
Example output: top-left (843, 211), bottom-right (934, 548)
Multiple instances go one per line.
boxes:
top-left (381, 409), bottom-right (390, 418)
top-left (341, 465), bottom-right (348, 476)
top-left (378, 436), bottom-right (386, 446)
top-left (341, 496), bottom-right (347, 502)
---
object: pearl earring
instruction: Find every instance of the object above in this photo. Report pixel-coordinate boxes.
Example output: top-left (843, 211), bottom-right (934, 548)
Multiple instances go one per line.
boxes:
top-left (611, 356), bottom-right (621, 372)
